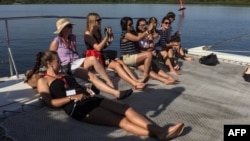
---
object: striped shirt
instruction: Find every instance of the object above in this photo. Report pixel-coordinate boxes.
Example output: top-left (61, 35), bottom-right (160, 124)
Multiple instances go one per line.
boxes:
top-left (120, 31), bottom-right (139, 56)
top-left (155, 28), bottom-right (171, 51)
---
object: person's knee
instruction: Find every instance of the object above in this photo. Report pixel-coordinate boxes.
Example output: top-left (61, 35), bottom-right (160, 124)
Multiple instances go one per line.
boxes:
top-left (87, 56), bottom-right (98, 62)
top-left (109, 61), bottom-right (121, 69)
top-left (117, 59), bottom-right (125, 65)
top-left (143, 52), bottom-right (152, 60)
top-left (119, 117), bottom-right (131, 128)
top-left (147, 52), bottom-right (153, 57)
top-left (88, 72), bottom-right (98, 82)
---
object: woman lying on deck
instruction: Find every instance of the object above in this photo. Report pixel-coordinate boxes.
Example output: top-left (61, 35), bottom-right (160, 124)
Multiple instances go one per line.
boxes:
top-left (35, 50), bottom-right (184, 141)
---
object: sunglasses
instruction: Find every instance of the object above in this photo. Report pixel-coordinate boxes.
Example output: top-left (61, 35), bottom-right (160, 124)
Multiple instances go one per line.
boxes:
top-left (96, 18), bottom-right (102, 22)
top-left (139, 24), bottom-right (147, 28)
top-left (128, 23), bottom-right (133, 26)
top-left (164, 22), bottom-right (170, 25)
top-left (66, 24), bottom-right (73, 29)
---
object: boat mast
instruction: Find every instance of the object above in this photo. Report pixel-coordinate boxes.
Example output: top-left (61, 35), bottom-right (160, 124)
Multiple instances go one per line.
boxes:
top-left (178, 0), bottom-right (186, 15)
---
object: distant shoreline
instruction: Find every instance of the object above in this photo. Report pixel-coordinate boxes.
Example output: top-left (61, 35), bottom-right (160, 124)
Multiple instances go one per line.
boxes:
top-left (1, 1), bottom-right (250, 6)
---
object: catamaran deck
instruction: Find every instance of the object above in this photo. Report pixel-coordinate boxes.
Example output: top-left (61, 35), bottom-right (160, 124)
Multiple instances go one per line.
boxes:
top-left (0, 49), bottom-right (250, 141)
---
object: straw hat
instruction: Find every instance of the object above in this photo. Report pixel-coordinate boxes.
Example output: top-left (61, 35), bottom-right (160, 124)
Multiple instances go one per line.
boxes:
top-left (54, 18), bottom-right (74, 34)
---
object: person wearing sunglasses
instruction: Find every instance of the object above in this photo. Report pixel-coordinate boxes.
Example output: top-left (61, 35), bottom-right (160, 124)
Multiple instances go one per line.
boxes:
top-left (154, 16), bottom-right (181, 75)
top-left (120, 16), bottom-right (156, 83)
top-left (135, 18), bottom-right (178, 85)
top-left (166, 12), bottom-right (194, 62)
top-left (84, 12), bottom-right (147, 91)
top-left (49, 18), bottom-right (133, 100)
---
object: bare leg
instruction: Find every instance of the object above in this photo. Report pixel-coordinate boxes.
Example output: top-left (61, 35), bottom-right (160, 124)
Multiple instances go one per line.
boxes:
top-left (83, 56), bottom-right (114, 88)
top-left (160, 50), bottom-right (179, 75)
top-left (108, 61), bottom-right (146, 90)
top-left (157, 70), bottom-right (178, 81)
top-left (137, 65), bottom-right (175, 85)
top-left (176, 45), bottom-right (194, 62)
top-left (116, 59), bottom-right (139, 81)
top-left (73, 68), bottom-right (120, 97)
top-left (83, 99), bottom-right (184, 140)
top-left (136, 52), bottom-right (152, 82)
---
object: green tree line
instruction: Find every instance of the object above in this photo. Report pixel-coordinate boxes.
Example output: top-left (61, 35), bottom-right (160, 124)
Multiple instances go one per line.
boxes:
top-left (1, 0), bottom-right (250, 5)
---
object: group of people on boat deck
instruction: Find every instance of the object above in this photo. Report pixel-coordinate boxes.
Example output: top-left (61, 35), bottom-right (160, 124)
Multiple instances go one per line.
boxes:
top-left (25, 12), bottom-right (194, 140)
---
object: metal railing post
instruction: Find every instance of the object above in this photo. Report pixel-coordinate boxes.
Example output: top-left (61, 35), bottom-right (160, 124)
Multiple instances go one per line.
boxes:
top-left (5, 19), bottom-right (19, 78)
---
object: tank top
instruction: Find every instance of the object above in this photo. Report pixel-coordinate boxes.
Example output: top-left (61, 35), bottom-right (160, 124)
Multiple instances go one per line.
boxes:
top-left (55, 35), bottom-right (79, 65)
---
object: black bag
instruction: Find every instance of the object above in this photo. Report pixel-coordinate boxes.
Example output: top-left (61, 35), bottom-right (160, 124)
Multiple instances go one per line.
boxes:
top-left (102, 49), bottom-right (117, 60)
top-left (243, 74), bottom-right (250, 82)
top-left (199, 53), bottom-right (219, 66)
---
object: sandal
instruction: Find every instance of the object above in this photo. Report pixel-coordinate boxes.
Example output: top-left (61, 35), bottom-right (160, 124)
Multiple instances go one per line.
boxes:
top-left (117, 89), bottom-right (133, 100)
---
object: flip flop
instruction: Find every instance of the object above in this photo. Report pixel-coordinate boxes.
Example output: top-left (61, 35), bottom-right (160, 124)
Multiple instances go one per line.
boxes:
top-left (117, 89), bottom-right (133, 100)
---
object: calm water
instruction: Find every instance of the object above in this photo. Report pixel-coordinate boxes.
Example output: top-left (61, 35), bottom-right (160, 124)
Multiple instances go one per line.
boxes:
top-left (0, 4), bottom-right (250, 77)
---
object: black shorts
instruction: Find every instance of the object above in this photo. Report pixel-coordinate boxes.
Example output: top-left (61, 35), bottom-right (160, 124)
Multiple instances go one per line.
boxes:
top-left (71, 97), bottom-right (104, 120)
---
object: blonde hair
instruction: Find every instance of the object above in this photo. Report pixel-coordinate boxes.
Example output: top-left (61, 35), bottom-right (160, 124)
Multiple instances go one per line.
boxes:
top-left (85, 12), bottom-right (100, 35)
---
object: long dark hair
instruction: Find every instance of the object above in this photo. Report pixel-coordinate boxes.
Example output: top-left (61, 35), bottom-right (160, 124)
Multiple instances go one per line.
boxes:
top-left (120, 16), bottom-right (133, 31)
top-left (25, 50), bottom-right (58, 82)
top-left (135, 18), bottom-right (147, 33)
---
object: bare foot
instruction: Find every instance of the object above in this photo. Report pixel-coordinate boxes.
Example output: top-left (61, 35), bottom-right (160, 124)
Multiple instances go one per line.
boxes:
top-left (163, 79), bottom-right (176, 85)
top-left (163, 75), bottom-right (178, 82)
top-left (133, 82), bottom-right (147, 90)
top-left (244, 66), bottom-right (250, 74)
top-left (243, 66), bottom-right (250, 76)
top-left (170, 70), bottom-right (180, 76)
top-left (163, 122), bottom-right (184, 141)
top-left (174, 64), bottom-right (181, 71)
top-left (184, 56), bottom-right (194, 62)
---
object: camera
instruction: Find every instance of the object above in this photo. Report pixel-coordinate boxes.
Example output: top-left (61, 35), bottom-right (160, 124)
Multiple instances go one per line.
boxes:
top-left (104, 27), bottom-right (112, 32)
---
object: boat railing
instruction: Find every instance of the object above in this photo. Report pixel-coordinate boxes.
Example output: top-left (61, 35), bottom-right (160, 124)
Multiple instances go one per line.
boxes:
top-left (0, 15), bottom-right (132, 79)
top-left (0, 16), bottom-right (93, 78)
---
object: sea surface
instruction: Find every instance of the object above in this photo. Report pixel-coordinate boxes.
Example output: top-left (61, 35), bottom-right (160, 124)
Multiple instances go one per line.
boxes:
top-left (0, 4), bottom-right (250, 77)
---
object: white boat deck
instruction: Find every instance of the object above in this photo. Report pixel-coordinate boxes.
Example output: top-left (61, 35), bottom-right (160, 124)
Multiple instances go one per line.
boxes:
top-left (0, 47), bottom-right (250, 141)
top-left (0, 75), bottom-right (41, 119)
top-left (188, 46), bottom-right (250, 66)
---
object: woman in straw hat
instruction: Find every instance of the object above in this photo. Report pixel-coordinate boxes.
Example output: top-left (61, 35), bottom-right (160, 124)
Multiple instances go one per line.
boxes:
top-left (49, 18), bottom-right (133, 100)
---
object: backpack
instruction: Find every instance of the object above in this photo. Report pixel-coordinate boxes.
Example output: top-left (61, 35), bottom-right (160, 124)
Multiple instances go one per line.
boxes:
top-left (199, 53), bottom-right (219, 66)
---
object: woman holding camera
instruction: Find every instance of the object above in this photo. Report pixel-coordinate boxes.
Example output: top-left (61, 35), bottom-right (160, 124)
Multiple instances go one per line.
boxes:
top-left (84, 12), bottom-right (147, 91)
top-left (49, 18), bottom-right (133, 100)
top-left (120, 16), bottom-right (156, 83)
